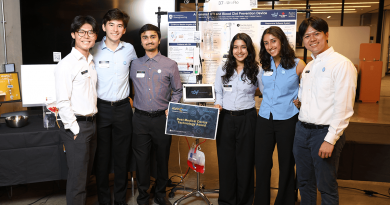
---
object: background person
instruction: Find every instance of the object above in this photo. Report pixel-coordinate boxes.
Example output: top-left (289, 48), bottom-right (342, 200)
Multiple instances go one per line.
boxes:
top-left (55, 15), bottom-right (98, 205)
top-left (214, 33), bottom-right (259, 205)
top-left (294, 16), bottom-right (357, 205)
top-left (255, 26), bottom-right (305, 205)
top-left (90, 8), bottom-right (137, 205)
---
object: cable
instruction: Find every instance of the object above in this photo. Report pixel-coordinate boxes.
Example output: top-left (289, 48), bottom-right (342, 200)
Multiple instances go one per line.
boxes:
top-left (339, 186), bottom-right (390, 198)
top-left (168, 167), bottom-right (190, 193)
top-left (26, 190), bottom-right (58, 205)
top-left (194, 139), bottom-right (206, 153)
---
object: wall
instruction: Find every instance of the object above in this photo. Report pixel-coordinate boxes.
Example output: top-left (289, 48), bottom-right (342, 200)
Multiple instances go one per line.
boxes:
top-left (381, 10), bottom-right (390, 77)
top-left (0, 0), bottom-right (25, 115)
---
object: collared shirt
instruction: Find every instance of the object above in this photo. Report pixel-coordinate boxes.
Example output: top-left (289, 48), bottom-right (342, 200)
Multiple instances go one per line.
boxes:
top-left (130, 52), bottom-right (182, 111)
top-left (214, 64), bottom-right (258, 110)
top-left (90, 36), bottom-right (137, 101)
top-left (298, 46), bottom-right (357, 145)
top-left (258, 58), bottom-right (300, 120)
top-left (55, 48), bottom-right (98, 135)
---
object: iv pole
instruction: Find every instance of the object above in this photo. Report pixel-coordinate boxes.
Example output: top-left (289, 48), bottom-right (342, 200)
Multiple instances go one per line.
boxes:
top-left (173, 0), bottom-right (212, 204)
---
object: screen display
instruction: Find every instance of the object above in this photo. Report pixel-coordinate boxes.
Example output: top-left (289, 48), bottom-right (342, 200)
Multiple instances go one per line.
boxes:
top-left (185, 86), bottom-right (213, 99)
top-left (0, 72), bottom-right (22, 103)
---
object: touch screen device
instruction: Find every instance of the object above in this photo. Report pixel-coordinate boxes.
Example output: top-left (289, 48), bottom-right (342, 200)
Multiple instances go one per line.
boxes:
top-left (183, 84), bottom-right (215, 103)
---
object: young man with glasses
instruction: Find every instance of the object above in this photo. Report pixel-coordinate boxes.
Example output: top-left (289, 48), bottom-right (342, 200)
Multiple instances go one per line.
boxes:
top-left (55, 15), bottom-right (98, 205)
top-left (90, 8), bottom-right (137, 205)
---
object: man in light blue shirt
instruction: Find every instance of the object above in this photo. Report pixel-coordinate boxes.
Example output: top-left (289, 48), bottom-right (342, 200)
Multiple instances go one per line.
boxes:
top-left (90, 8), bottom-right (137, 205)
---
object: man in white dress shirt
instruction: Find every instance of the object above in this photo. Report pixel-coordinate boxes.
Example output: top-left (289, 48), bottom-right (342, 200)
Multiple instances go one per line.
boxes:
top-left (55, 15), bottom-right (98, 205)
top-left (293, 16), bottom-right (357, 205)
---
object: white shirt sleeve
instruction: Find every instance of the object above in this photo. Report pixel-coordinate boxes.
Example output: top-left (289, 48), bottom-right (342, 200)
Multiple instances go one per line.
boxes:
top-left (324, 61), bottom-right (357, 145)
top-left (55, 61), bottom-right (79, 135)
top-left (214, 65), bottom-right (224, 106)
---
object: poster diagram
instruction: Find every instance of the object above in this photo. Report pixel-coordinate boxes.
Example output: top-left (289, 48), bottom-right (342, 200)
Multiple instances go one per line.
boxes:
top-left (168, 10), bottom-right (297, 84)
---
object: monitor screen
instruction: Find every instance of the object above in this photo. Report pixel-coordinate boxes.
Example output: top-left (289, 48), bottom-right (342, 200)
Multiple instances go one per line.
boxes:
top-left (183, 84), bottom-right (215, 103)
top-left (0, 72), bottom-right (22, 103)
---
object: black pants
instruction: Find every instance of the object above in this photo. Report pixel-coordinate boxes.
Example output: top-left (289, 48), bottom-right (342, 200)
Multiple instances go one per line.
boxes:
top-left (132, 112), bottom-right (172, 204)
top-left (254, 113), bottom-right (298, 205)
top-left (216, 109), bottom-right (257, 205)
top-left (59, 120), bottom-right (97, 205)
top-left (95, 102), bottom-right (133, 204)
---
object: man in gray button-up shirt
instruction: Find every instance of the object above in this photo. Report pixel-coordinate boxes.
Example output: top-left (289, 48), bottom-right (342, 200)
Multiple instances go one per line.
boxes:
top-left (130, 24), bottom-right (182, 205)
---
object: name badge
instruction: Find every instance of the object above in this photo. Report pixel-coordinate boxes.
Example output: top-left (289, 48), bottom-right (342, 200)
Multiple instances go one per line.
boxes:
top-left (305, 70), bottom-right (310, 73)
top-left (99, 61), bottom-right (109, 68)
top-left (264, 71), bottom-right (273, 76)
top-left (81, 70), bottom-right (88, 75)
top-left (223, 85), bottom-right (232, 92)
top-left (136, 70), bottom-right (145, 78)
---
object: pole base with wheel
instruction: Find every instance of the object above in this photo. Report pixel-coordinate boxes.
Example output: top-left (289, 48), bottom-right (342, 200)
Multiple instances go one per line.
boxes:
top-left (173, 138), bottom-right (212, 205)
top-left (173, 172), bottom-right (212, 205)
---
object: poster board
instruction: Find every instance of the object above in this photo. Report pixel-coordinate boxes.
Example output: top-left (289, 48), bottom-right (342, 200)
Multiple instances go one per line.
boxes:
top-left (167, 10), bottom-right (297, 84)
top-left (21, 64), bottom-right (57, 107)
top-left (328, 26), bottom-right (370, 66)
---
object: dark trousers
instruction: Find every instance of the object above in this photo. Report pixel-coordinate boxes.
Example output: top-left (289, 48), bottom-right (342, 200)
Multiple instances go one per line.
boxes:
top-left (293, 121), bottom-right (345, 205)
top-left (95, 102), bottom-right (133, 204)
top-left (132, 112), bottom-right (172, 204)
top-left (216, 109), bottom-right (256, 205)
top-left (254, 113), bottom-right (298, 205)
top-left (59, 120), bottom-right (97, 205)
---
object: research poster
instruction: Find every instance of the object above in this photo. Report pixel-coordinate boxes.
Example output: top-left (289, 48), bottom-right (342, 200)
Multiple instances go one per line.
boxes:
top-left (165, 102), bottom-right (219, 140)
top-left (167, 10), bottom-right (297, 84)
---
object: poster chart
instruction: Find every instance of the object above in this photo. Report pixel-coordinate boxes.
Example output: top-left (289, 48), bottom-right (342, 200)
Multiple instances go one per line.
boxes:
top-left (168, 10), bottom-right (297, 84)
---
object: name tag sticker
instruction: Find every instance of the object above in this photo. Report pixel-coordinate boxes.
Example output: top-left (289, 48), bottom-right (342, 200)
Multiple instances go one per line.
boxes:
top-left (136, 70), bottom-right (145, 78)
top-left (81, 70), bottom-right (88, 75)
top-left (264, 71), bottom-right (273, 76)
top-left (99, 61), bottom-right (110, 68)
top-left (305, 70), bottom-right (310, 73)
top-left (223, 85), bottom-right (232, 92)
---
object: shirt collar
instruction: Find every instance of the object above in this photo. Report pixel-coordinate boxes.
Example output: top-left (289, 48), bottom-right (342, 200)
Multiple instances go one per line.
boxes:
top-left (141, 51), bottom-right (162, 63)
top-left (71, 47), bottom-right (93, 63)
top-left (100, 36), bottom-right (125, 52)
top-left (311, 46), bottom-right (334, 61)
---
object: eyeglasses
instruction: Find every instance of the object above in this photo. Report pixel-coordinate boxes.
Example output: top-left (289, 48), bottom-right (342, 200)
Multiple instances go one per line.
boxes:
top-left (76, 30), bottom-right (96, 37)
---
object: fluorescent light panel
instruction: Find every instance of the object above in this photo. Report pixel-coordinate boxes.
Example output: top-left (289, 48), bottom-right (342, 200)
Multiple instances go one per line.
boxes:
top-left (259, 2), bottom-right (379, 6)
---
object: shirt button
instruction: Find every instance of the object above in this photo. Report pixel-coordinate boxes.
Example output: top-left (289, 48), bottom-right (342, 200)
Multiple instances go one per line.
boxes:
top-left (149, 88), bottom-right (151, 90)
top-left (149, 78), bottom-right (150, 80)
top-left (150, 99), bottom-right (151, 101)
top-left (149, 68), bottom-right (151, 69)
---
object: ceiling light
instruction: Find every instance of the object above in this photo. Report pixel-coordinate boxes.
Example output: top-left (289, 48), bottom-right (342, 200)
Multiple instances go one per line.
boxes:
top-left (258, 2), bottom-right (379, 6)
top-left (312, 11), bottom-right (357, 13)
top-left (327, 16), bottom-right (331, 18)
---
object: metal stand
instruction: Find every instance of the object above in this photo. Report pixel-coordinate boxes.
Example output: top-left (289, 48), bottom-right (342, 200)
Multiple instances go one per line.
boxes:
top-left (155, 7), bottom-right (167, 29)
top-left (174, 1), bottom-right (213, 204)
top-left (173, 139), bottom-right (212, 205)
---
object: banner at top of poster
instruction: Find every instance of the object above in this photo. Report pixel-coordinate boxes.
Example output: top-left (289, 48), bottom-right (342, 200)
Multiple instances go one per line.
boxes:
top-left (168, 10), bottom-right (296, 22)
top-left (168, 12), bottom-right (208, 22)
top-left (209, 10), bottom-right (296, 21)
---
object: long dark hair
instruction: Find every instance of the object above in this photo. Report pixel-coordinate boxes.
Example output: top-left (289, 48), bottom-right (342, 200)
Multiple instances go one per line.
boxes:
top-left (222, 33), bottom-right (259, 86)
top-left (259, 26), bottom-right (296, 71)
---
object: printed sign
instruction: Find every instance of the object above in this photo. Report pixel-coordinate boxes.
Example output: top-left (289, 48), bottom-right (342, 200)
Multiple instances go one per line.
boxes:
top-left (165, 102), bottom-right (219, 139)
